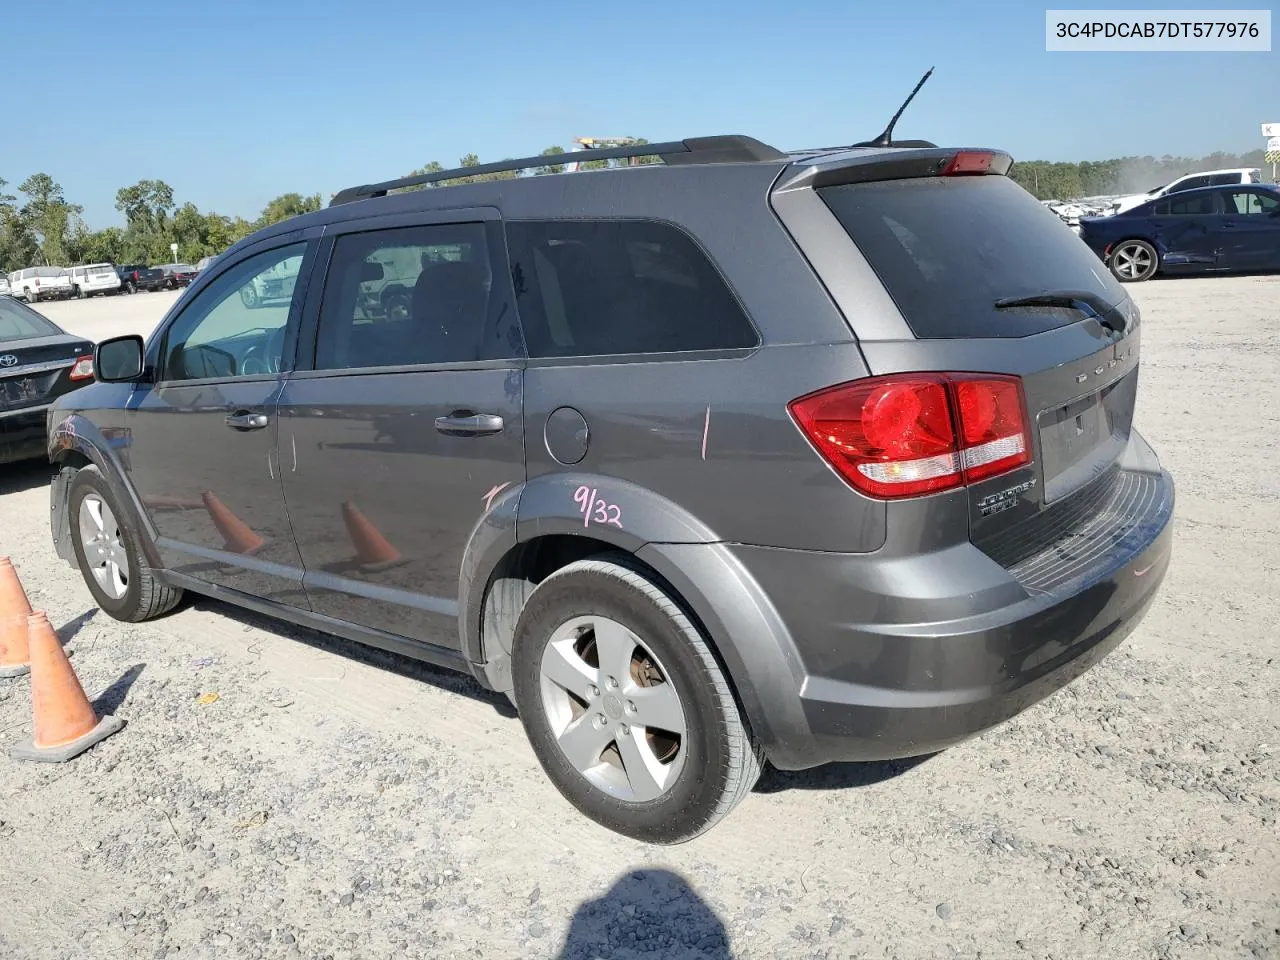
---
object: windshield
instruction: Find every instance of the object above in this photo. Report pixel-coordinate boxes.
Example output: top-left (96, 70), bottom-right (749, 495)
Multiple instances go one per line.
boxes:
top-left (819, 175), bottom-right (1125, 339)
top-left (0, 297), bottom-right (61, 341)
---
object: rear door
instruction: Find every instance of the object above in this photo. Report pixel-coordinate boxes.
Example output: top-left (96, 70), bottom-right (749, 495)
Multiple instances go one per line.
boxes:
top-left (1219, 189), bottom-right (1280, 269)
top-left (800, 164), bottom-right (1145, 549)
top-left (1153, 191), bottom-right (1224, 265)
top-left (278, 209), bottom-right (525, 651)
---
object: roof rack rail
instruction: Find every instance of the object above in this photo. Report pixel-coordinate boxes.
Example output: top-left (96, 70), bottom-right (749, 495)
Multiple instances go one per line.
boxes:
top-left (329, 135), bottom-right (787, 206)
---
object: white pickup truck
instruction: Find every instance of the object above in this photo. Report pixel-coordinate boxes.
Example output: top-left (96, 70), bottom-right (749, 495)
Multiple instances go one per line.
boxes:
top-left (7, 266), bottom-right (73, 303)
top-left (1108, 168), bottom-right (1263, 215)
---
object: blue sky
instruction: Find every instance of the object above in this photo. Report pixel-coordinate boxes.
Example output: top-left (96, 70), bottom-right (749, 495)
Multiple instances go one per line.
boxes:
top-left (7, 0), bottom-right (1275, 227)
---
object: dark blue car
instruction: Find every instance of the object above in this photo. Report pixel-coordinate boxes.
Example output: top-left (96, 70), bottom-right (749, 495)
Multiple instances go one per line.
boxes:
top-left (1079, 183), bottom-right (1280, 282)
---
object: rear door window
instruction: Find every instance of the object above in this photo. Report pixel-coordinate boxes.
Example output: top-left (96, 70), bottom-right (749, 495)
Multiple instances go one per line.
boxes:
top-left (505, 219), bottom-right (758, 358)
top-left (1166, 193), bottom-right (1218, 216)
top-left (817, 175), bottom-right (1125, 339)
top-left (313, 222), bottom-right (513, 370)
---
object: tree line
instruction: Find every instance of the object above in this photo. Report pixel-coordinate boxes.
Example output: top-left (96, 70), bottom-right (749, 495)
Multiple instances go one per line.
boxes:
top-left (2, 142), bottom-right (1268, 274)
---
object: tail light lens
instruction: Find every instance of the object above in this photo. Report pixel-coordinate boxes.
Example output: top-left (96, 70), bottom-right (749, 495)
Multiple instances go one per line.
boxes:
top-left (941, 150), bottom-right (996, 175)
top-left (788, 373), bottom-right (1031, 499)
top-left (69, 355), bottom-right (95, 381)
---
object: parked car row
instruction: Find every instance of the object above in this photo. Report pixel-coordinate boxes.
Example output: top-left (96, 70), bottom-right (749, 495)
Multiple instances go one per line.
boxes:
top-left (5, 261), bottom-right (211, 302)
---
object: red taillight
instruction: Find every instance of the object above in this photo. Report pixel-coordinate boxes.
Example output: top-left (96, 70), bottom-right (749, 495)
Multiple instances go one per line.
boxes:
top-left (941, 150), bottom-right (995, 176)
top-left (69, 355), bottom-right (94, 381)
top-left (788, 373), bottom-right (1031, 499)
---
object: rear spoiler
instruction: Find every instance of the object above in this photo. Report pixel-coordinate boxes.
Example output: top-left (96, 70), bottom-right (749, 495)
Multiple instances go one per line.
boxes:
top-left (776, 147), bottom-right (1014, 191)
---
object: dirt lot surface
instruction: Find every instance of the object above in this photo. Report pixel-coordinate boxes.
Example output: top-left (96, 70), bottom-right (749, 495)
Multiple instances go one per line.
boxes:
top-left (2, 276), bottom-right (1278, 960)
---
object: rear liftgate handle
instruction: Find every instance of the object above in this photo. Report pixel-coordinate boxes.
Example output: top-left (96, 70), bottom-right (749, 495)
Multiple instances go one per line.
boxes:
top-left (434, 411), bottom-right (505, 437)
top-left (225, 411), bottom-right (270, 431)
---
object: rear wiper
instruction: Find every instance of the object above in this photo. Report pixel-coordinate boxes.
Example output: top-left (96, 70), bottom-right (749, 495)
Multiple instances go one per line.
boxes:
top-left (994, 290), bottom-right (1128, 335)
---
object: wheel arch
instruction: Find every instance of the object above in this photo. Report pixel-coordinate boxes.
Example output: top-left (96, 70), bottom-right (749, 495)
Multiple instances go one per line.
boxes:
top-left (48, 412), bottom-right (163, 568)
top-left (458, 473), bottom-right (811, 765)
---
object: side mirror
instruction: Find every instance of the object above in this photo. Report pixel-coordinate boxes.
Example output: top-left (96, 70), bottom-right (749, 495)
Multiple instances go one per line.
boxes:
top-left (95, 335), bottom-right (145, 382)
top-left (360, 261), bottom-right (385, 283)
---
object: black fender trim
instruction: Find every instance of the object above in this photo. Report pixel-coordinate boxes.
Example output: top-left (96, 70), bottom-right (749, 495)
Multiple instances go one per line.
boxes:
top-left (634, 541), bottom-right (815, 771)
top-left (47, 411), bottom-right (163, 569)
top-left (458, 472), bottom-right (721, 671)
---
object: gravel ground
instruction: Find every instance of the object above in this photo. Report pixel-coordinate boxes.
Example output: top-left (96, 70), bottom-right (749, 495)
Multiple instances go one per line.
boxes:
top-left (1, 275), bottom-right (1278, 960)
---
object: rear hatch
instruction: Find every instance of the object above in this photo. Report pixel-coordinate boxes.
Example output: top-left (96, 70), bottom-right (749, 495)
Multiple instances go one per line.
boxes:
top-left (0, 299), bottom-right (93, 412)
top-left (795, 151), bottom-right (1144, 578)
top-left (87, 264), bottom-right (119, 287)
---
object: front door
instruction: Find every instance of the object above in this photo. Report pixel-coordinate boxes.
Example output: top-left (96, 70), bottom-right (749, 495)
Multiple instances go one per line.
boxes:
top-left (278, 214), bottom-right (525, 650)
top-left (1219, 189), bottom-right (1280, 270)
top-left (123, 239), bottom-right (316, 604)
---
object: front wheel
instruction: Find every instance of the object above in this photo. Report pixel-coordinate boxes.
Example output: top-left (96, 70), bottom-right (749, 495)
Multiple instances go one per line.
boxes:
top-left (240, 284), bottom-right (260, 309)
top-left (511, 556), bottom-right (763, 844)
top-left (1109, 239), bottom-right (1159, 282)
top-left (74, 285), bottom-right (84, 299)
top-left (68, 466), bottom-right (183, 623)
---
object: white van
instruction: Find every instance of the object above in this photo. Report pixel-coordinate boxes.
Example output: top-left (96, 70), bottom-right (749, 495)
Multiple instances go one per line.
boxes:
top-left (66, 263), bottom-right (122, 298)
top-left (7, 266), bottom-right (73, 303)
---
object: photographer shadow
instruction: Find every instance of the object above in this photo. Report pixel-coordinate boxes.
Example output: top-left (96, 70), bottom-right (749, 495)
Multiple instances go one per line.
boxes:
top-left (556, 868), bottom-right (731, 959)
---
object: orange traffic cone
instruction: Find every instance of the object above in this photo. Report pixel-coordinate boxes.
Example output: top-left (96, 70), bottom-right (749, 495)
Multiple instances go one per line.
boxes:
top-left (202, 492), bottom-right (265, 555)
top-left (0, 557), bottom-right (33, 678)
top-left (11, 612), bottom-right (124, 762)
top-left (341, 501), bottom-right (406, 571)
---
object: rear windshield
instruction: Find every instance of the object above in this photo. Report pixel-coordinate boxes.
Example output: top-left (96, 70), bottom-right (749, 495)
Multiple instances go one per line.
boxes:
top-left (0, 298), bottom-right (60, 341)
top-left (818, 175), bottom-right (1127, 339)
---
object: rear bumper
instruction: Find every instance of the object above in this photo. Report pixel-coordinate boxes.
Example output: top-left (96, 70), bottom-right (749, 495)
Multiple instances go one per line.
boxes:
top-left (0, 404), bottom-right (52, 463)
top-left (723, 431), bottom-right (1174, 769)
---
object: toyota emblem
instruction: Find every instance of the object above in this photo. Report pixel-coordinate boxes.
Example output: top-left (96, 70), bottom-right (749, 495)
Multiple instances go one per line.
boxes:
top-left (0, 354), bottom-right (17, 368)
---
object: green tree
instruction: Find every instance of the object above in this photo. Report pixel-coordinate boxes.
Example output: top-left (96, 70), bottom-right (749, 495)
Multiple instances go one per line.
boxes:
top-left (115, 179), bottom-right (175, 232)
top-left (19, 173), bottom-right (83, 265)
top-left (534, 146), bottom-right (566, 176)
top-left (258, 192), bottom-right (322, 227)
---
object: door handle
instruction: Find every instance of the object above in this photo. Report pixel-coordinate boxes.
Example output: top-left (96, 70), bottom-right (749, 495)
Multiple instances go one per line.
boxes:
top-left (434, 412), bottom-right (504, 436)
top-left (225, 411), bottom-right (270, 430)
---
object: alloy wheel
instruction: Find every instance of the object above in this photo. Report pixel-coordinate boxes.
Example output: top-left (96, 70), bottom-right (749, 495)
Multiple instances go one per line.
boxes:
top-left (78, 494), bottom-right (129, 600)
top-left (538, 615), bottom-right (688, 802)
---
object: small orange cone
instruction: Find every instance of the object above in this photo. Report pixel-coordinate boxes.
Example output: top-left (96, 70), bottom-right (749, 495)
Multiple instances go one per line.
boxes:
top-left (0, 557), bottom-right (33, 678)
top-left (202, 492), bottom-right (265, 555)
top-left (341, 501), bottom-right (406, 571)
top-left (11, 612), bottom-right (124, 762)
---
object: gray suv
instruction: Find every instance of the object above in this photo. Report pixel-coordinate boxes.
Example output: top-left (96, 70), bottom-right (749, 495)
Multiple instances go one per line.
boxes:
top-left (48, 135), bottom-right (1174, 843)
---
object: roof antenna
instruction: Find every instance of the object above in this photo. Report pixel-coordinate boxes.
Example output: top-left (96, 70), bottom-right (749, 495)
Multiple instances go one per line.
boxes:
top-left (853, 67), bottom-right (935, 148)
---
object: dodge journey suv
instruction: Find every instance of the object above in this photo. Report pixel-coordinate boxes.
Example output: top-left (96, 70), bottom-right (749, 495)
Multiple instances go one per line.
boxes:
top-left (48, 134), bottom-right (1174, 843)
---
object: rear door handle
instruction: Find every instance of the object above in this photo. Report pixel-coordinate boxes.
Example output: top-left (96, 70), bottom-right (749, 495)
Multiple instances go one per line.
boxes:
top-left (225, 411), bottom-right (270, 430)
top-left (434, 413), bottom-right (504, 436)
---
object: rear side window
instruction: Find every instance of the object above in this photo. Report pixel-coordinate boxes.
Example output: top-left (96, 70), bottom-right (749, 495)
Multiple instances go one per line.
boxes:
top-left (1167, 194), bottom-right (1217, 216)
top-left (818, 176), bottom-right (1125, 340)
top-left (505, 219), bottom-right (758, 358)
top-left (0, 297), bottom-right (60, 341)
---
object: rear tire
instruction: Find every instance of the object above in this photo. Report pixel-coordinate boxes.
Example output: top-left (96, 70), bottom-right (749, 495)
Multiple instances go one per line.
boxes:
top-left (68, 466), bottom-right (183, 623)
top-left (511, 556), bottom-right (762, 844)
top-left (1108, 239), bottom-right (1159, 282)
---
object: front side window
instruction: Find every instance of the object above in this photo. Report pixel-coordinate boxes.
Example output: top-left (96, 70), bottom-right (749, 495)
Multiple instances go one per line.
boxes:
top-left (1166, 194), bottom-right (1217, 216)
top-left (314, 222), bottom-right (504, 371)
top-left (505, 219), bottom-right (757, 358)
top-left (1227, 191), bottom-right (1279, 215)
top-left (161, 242), bottom-right (308, 383)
